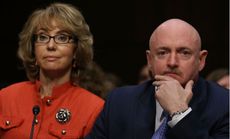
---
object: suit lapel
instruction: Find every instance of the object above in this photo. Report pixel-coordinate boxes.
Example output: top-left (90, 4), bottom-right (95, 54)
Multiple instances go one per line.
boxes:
top-left (189, 77), bottom-right (208, 115)
top-left (133, 81), bottom-right (156, 138)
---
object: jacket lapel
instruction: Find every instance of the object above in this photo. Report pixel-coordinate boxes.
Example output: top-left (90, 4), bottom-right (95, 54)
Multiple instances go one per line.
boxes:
top-left (134, 81), bottom-right (156, 138)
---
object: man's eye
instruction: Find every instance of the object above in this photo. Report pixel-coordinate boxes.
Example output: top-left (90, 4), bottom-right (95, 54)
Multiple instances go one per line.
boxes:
top-left (157, 51), bottom-right (167, 56)
top-left (179, 50), bottom-right (192, 59)
top-left (182, 50), bottom-right (189, 54)
top-left (181, 50), bottom-right (192, 56)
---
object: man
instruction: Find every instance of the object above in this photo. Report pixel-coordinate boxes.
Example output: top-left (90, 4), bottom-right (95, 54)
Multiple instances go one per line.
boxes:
top-left (86, 19), bottom-right (229, 139)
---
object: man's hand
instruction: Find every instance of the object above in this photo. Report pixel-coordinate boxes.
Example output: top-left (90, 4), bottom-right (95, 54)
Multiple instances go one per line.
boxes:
top-left (152, 75), bottom-right (194, 115)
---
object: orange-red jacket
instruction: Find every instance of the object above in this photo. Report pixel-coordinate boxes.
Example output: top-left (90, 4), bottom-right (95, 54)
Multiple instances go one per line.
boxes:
top-left (0, 81), bottom-right (104, 139)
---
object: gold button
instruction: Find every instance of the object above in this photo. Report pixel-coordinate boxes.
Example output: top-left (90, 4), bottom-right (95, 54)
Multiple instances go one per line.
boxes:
top-left (61, 129), bottom-right (66, 135)
top-left (46, 99), bottom-right (52, 105)
top-left (35, 119), bottom-right (39, 124)
top-left (5, 121), bottom-right (10, 126)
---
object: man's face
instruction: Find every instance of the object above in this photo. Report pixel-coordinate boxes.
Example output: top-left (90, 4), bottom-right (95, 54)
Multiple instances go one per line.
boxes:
top-left (147, 24), bottom-right (207, 86)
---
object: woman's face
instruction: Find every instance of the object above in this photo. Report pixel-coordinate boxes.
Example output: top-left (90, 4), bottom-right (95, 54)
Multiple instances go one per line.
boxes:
top-left (34, 21), bottom-right (76, 77)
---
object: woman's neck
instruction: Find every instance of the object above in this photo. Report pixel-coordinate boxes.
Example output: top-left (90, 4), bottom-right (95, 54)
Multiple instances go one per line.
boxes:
top-left (39, 69), bottom-right (71, 98)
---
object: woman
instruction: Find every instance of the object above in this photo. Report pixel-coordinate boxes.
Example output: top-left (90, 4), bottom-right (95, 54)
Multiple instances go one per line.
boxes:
top-left (0, 2), bottom-right (104, 138)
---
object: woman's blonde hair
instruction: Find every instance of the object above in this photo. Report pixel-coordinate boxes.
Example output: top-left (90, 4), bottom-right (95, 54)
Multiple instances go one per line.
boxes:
top-left (18, 2), bottom-right (93, 85)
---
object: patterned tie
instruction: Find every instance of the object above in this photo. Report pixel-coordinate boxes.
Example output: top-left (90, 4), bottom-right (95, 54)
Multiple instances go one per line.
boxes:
top-left (151, 116), bottom-right (168, 139)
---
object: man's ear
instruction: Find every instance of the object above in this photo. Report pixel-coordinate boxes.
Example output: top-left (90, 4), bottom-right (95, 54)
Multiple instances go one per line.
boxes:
top-left (146, 50), bottom-right (152, 68)
top-left (199, 50), bottom-right (208, 71)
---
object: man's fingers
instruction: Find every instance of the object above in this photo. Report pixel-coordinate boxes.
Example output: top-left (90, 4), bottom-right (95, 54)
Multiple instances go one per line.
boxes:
top-left (185, 80), bottom-right (194, 92)
top-left (152, 81), bottom-right (163, 86)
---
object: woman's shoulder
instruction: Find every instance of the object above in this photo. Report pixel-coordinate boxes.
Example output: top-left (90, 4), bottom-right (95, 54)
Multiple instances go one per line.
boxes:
top-left (70, 86), bottom-right (105, 114)
top-left (1, 81), bottom-right (32, 89)
top-left (72, 86), bottom-right (104, 103)
top-left (0, 81), bottom-right (33, 94)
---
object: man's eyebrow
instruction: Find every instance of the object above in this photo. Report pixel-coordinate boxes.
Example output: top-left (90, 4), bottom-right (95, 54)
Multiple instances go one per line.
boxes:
top-left (176, 47), bottom-right (192, 51)
top-left (156, 46), bottom-right (170, 51)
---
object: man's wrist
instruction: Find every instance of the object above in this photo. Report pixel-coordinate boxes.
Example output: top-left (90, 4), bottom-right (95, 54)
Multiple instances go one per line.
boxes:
top-left (168, 107), bottom-right (192, 127)
top-left (170, 108), bottom-right (188, 118)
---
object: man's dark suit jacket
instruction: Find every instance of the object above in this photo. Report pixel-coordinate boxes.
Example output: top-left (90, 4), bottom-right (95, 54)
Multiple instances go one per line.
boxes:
top-left (86, 77), bottom-right (229, 139)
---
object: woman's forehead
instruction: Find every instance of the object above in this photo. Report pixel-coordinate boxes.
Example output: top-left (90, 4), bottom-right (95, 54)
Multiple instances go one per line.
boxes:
top-left (35, 19), bottom-right (68, 32)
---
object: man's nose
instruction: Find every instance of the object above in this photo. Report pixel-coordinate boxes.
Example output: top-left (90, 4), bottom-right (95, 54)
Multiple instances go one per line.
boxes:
top-left (167, 53), bottom-right (178, 67)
